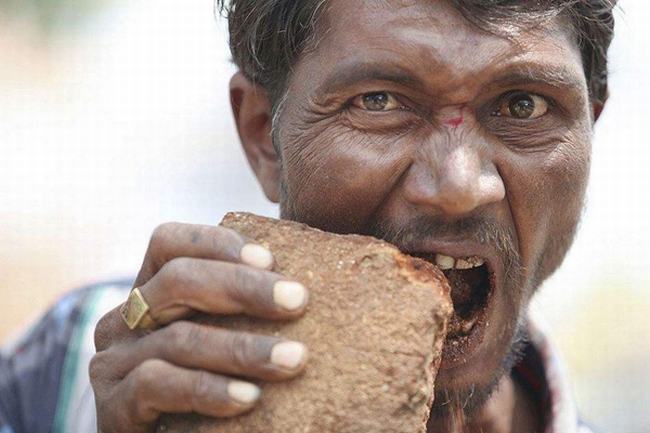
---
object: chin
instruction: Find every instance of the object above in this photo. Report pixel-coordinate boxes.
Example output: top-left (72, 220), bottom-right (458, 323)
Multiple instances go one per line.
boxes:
top-left (430, 296), bottom-right (529, 424)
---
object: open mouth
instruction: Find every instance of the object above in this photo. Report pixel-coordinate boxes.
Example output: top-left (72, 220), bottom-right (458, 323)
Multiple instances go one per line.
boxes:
top-left (412, 252), bottom-right (495, 367)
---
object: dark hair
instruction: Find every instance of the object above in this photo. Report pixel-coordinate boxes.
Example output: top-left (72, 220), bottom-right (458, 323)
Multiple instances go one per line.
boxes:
top-left (216, 0), bottom-right (615, 106)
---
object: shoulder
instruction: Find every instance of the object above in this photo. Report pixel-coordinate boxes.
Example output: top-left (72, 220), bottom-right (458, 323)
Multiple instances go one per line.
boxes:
top-left (0, 279), bottom-right (132, 433)
top-left (3, 279), bottom-right (132, 359)
top-left (578, 421), bottom-right (601, 433)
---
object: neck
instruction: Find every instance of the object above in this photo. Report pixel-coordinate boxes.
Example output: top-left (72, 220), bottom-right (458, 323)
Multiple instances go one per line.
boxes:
top-left (427, 375), bottom-right (540, 433)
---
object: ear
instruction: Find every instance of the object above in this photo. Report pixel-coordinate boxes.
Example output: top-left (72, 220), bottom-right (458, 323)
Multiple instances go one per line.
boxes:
top-left (592, 90), bottom-right (609, 123)
top-left (230, 71), bottom-right (281, 203)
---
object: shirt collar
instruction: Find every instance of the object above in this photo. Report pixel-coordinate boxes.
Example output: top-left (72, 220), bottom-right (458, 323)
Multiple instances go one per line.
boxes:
top-left (515, 312), bottom-right (584, 433)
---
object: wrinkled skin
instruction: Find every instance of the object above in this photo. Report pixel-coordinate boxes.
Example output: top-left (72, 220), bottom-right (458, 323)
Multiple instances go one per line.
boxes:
top-left (91, 1), bottom-right (601, 432)
top-left (233, 0), bottom-right (597, 431)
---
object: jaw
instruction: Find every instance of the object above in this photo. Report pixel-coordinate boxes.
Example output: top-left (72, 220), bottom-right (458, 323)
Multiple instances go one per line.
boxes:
top-left (412, 247), bottom-right (531, 421)
top-left (430, 276), bottom-right (531, 427)
top-left (278, 198), bottom-right (545, 424)
top-left (427, 349), bottom-right (529, 433)
top-left (411, 252), bottom-right (496, 368)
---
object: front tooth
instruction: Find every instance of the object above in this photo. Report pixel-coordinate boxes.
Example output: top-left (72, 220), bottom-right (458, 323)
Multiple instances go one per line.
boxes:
top-left (435, 254), bottom-right (455, 270)
top-left (455, 256), bottom-right (485, 269)
top-left (468, 256), bottom-right (485, 267)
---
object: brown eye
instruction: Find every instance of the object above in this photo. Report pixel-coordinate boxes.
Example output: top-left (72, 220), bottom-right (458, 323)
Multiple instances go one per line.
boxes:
top-left (495, 92), bottom-right (549, 119)
top-left (352, 91), bottom-right (401, 112)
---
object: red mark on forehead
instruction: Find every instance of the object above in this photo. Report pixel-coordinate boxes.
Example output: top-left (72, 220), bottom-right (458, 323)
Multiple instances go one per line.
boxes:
top-left (443, 106), bottom-right (465, 128)
top-left (445, 116), bottom-right (464, 128)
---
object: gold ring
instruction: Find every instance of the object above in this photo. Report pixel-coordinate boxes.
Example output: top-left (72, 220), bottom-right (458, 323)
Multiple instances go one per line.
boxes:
top-left (120, 287), bottom-right (157, 330)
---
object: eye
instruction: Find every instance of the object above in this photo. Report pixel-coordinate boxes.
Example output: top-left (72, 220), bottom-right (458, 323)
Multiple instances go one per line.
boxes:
top-left (494, 92), bottom-right (549, 119)
top-left (352, 91), bottom-right (403, 112)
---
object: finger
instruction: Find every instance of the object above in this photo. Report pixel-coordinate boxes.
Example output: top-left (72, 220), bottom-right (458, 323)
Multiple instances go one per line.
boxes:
top-left (95, 256), bottom-right (302, 352)
top-left (95, 303), bottom-right (144, 352)
top-left (140, 258), bottom-right (308, 324)
top-left (116, 359), bottom-right (261, 426)
top-left (134, 222), bottom-right (274, 287)
top-left (108, 321), bottom-right (308, 381)
top-left (94, 222), bottom-right (278, 353)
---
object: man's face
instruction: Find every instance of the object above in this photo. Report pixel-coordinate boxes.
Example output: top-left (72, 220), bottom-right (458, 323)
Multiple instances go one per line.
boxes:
top-left (269, 0), bottom-right (592, 416)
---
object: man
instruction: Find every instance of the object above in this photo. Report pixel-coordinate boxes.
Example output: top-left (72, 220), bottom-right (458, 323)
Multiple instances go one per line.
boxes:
top-left (0, 0), bottom-right (616, 432)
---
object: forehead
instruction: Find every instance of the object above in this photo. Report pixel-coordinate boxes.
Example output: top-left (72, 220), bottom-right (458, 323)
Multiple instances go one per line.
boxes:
top-left (298, 0), bottom-right (585, 100)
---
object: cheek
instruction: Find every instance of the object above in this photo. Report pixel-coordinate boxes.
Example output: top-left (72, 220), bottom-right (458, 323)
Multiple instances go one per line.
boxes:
top-left (542, 140), bottom-right (590, 212)
top-left (500, 137), bottom-right (590, 287)
top-left (280, 122), bottom-right (413, 233)
top-left (535, 139), bottom-right (590, 277)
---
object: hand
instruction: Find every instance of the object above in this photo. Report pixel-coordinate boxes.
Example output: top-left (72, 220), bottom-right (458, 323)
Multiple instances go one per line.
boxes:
top-left (90, 222), bottom-right (309, 433)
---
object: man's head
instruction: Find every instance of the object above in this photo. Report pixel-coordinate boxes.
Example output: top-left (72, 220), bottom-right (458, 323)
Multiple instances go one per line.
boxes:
top-left (222, 0), bottom-right (615, 423)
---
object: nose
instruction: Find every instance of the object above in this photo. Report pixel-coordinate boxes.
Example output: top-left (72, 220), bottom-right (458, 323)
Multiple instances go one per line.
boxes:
top-left (403, 141), bottom-right (505, 217)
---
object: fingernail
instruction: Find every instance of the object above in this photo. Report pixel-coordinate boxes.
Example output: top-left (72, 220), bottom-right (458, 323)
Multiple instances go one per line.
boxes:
top-left (240, 244), bottom-right (273, 270)
top-left (273, 281), bottom-right (306, 311)
top-left (227, 381), bottom-right (261, 404)
top-left (271, 341), bottom-right (307, 369)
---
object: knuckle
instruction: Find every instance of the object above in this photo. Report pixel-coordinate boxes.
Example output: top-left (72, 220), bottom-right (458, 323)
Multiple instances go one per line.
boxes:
top-left (191, 370), bottom-right (216, 407)
top-left (209, 225), bottom-right (248, 263)
top-left (229, 266), bottom-right (273, 309)
top-left (184, 323), bottom-right (209, 354)
top-left (146, 222), bottom-right (183, 271)
top-left (166, 256), bottom-right (193, 277)
top-left (128, 374), bottom-right (153, 422)
top-left (163, 321), bottom-right (199, 353)
top-left (159, 256), bottom-right (193, 288)
top-left (150, 222), bottom-right (178, 249)
top-left (216, 225), bottom-right (245, 247)
top-left (230, 265), bottom-right (255, 298)
top-left (89, 352), bottom-right (109, 385)
top-left (131, 359), bottom-right (166, 399)
top-left (94, 310), bottom-right (117, 352)
top-left (93, 316), bottom-right (109, 351)
top-left (228, 332), bottom-right (257, 370)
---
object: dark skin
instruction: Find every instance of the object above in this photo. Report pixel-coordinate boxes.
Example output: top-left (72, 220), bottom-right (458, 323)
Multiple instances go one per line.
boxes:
top-left (90, 1), bottom-right (604, 432)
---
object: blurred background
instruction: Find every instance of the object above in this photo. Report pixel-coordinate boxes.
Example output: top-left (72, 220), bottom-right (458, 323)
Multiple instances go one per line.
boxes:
top-left (0, 0), bottom-right (648, 431)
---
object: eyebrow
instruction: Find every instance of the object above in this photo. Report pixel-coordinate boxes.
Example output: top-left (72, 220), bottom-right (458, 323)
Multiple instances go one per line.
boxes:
top-left (490, 63), bottom-right (587, 92)
top-left (316, 63), bottom-right (425, 96)
top-left (316, 61), bottom-right (587, 97)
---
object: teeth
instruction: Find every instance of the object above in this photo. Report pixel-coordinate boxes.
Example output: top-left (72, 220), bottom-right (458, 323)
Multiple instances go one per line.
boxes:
top-left (460, 316), bottom-right (478, 334)
top-left (455, 259), bottom-right (472, 270)
top-left (455, 256), bottom-right (485, 270)
top-left (435, 254), bottom-right (485, 270)
top-left (435, 254), bottom-right (455, 270)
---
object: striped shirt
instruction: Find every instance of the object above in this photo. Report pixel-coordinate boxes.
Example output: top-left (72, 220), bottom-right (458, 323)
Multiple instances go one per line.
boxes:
top-left (0, 281), bottom-right (597, 433)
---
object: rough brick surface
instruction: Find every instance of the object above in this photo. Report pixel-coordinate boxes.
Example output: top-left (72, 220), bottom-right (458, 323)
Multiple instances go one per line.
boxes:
top-left (158, 212), bottom-right (452, 433)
